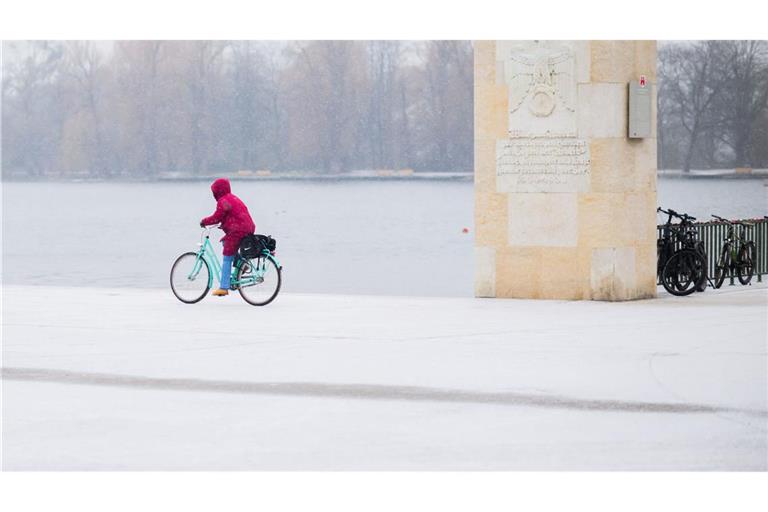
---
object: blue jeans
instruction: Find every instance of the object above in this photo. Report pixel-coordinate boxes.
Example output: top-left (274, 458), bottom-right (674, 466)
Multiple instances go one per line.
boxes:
top-left (220, 254), bottom-right (234, 290)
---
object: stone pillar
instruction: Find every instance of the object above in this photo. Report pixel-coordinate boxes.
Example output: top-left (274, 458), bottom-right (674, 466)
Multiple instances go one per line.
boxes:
top-left (474, 41), bottom-right (657, 301)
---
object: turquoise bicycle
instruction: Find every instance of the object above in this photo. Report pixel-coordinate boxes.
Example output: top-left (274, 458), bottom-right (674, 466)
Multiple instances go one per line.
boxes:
top-left (170, 226), bottom-right (282, 306)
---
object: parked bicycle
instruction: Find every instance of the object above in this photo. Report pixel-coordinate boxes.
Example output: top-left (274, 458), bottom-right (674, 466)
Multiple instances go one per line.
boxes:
top-left (170, 226), bottom-right (282, 306)
top-left (711, 214), bottom-right (755, 288)
top-left (657, 207), bottom-right (678, 282)
top-left (657, 207), bottom-right (707, 296)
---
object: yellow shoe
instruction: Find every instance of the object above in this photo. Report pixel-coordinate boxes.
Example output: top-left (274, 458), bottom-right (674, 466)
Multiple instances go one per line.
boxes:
top-left (212, 288), bottom-right (229, 297)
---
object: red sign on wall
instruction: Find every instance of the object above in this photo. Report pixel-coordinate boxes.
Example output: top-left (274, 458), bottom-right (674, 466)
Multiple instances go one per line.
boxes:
top-left (640, 75), bottom-right (647, 87)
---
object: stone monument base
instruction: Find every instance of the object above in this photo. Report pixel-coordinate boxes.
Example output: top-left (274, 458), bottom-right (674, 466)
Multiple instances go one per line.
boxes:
top-left (474, 40), bottom-right (658, 301)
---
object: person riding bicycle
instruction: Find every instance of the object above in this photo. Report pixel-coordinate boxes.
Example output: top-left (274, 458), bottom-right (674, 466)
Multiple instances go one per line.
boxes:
top-left (200, 178), bottom-right (255, 296)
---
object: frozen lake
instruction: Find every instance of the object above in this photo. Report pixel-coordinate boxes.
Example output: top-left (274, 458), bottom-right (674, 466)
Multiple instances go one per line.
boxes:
top-left (1, 177), bottom-right (766, 295)
top-left (1, 180), bottom-right (474, 296)
top-left (655, 176), bottom-right (768, 220)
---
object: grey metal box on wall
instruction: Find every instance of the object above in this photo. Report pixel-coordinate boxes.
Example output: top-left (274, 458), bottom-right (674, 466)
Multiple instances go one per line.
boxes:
top-left (628, 81), bottom-right (652, 138)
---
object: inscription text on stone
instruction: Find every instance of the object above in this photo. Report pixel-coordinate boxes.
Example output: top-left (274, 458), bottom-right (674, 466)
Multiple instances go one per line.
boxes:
top-left (497, 138), bottom-right (589, 188)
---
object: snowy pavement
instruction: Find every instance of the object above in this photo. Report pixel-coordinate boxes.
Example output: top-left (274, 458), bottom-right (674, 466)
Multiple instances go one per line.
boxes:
top-left (2, 284), bottom-right (767, 470)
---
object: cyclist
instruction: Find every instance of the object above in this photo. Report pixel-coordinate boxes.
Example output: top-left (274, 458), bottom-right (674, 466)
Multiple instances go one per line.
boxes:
top-left (200, 178), bottom-right (256, 296)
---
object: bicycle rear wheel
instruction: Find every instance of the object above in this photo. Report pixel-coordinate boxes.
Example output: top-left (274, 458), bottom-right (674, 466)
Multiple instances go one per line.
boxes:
top-left (662, 250), bottom-right (703, 296)
top-left (737, 242), bottom-right (755, 285)
top-left (170, 252), bottom-right (211, 304)
top-left (237, 256), bottom-right (282, 306)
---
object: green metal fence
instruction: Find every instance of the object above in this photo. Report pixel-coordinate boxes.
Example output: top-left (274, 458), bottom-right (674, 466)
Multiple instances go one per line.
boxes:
top-left (657, 217), bottom-right (768, 285)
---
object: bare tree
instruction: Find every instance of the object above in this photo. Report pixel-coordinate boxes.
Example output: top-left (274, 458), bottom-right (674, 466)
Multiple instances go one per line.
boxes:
top-left (2, 41), bottom-right (64, 177)
top-left (113, 41), bottom-right (165, 177)
top-left (228, 41), bottom-right (265, 170)
top-left (418, 41), bottom-right (473, 171)
top-left (659, 41), bottom-right (726, 173)
top-left (658, 40), bottom-right (768, 171)
top-left (365, 41), bottom-right (401, 169)
top-left (712, 40), bottom-right (768, 168)
top-left (61, 41), bottom-right (113, 177)
top-left (263, 45), bottom-right (288, 171)
top-left (288, 41), bottom-right (366, 172)
top-left (176, 41), bottom-right (228, 175)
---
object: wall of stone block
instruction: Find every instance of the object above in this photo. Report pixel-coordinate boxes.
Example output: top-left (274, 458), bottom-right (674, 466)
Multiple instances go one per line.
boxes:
top-left (474, 40), bottom-right (657, 301)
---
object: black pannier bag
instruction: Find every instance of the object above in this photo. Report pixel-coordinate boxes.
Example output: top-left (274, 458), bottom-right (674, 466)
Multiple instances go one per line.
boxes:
top-left (259, 234), bottom-right (277, 252)
top-left (238, 234), bottom-right (277, 259)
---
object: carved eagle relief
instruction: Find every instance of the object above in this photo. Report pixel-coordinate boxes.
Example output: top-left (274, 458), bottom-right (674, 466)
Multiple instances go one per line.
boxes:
top-left (505, 42), bottom-right (576, 118)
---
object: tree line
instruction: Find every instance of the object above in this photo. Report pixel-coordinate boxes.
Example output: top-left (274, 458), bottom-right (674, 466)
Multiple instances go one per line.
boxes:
top-left (658, 40), bottom-right (768, 172)
top-left (2, 40), bottom-right (473, 179)
top-left (4, 40), bottom-right (767, 180)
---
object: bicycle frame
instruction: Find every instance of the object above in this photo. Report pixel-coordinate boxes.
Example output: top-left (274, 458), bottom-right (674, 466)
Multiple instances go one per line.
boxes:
top-left (189, 231), bottom-right (282, 289)
top-left (657, 210), bottom-right (697, 270)
top-left (720, 223), bottom-right (750, 265)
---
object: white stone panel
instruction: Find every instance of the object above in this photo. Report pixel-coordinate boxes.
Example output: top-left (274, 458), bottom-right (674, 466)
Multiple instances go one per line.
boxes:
top-left (475, 246), bottom-right (497, 297)
top-left (590, 247), bottom-right (637, 300)
top-left (577, 83), bottom-right (627, 138)
top-left (508, 193), bottom-right (578, 247)
top-left (496, 40), bottom-right (579, 138)
top-left (613, 246), bottom-right (638, 296)
top-left (496, 137), bottom-right (591, 193)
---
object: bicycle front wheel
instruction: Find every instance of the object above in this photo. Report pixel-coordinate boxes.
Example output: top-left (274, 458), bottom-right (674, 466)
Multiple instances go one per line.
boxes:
top-left (694, 241), bottom-right (708, 292)
top-left (662, 250), bottom-right (703, 296)
top-left (237, 256), bottom-right (282, 306)
top-left (737, 242), bottom-right (755, 285)
top-left (714, 244), bottom-right (730, 289)
top-left (170, 252), bottom-right (211, 304)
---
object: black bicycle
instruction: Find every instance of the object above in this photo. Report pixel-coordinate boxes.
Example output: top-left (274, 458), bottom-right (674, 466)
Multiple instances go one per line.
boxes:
top-left (657, 207), bottom-right (708, 296)
top-left (711, 214), bottom-right (756, 288)
top-left (657, 208), bottom-right (681, 283)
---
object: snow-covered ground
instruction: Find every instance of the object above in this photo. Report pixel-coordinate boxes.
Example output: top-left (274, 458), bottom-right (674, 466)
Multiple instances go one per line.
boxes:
top-left (2, 284), bottom-right (767, 470)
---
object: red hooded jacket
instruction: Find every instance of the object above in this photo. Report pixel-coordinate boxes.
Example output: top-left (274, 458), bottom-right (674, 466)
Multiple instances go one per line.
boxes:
top-left (201, 178), bottom-right (255, 255)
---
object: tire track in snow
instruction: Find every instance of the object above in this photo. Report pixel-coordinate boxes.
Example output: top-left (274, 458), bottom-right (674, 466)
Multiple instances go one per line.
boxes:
top-left (4, 367), bottom-right (767, 417)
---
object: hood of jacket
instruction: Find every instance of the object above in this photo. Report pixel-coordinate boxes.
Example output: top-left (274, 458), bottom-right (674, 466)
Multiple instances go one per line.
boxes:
top-left (211, 178), bottom-right (231, 200)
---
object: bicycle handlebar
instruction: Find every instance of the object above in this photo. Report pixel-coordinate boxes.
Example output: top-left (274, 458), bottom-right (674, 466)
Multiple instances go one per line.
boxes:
top-left (199, 224), bottom-right (220, 242)
top-left (711, 215), bottom-right (754, 232)
top-left (658, 207), bottom-right (695, 222)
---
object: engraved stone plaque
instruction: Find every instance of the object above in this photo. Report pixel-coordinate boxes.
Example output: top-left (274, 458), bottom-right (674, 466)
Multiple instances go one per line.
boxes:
top-left (496, 138), bottom-right (590, 193)
top-left (497, 40), bottom-right (578, 138)
top-left (495, 40), bottom-right (590, 193)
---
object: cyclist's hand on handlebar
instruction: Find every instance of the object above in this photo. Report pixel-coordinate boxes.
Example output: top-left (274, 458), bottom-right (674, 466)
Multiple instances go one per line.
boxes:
top-left (200, 221), bottom-right (206, 228)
